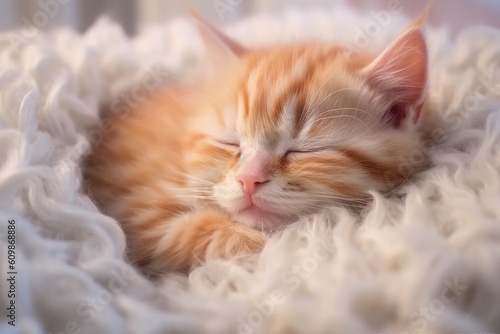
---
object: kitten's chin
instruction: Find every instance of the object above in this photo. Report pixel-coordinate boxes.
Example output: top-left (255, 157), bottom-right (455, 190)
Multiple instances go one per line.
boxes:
top-left (234, 206), bottom-right (296, 231)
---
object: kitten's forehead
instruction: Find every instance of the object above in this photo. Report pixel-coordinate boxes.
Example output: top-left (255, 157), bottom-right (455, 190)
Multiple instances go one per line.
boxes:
top-left (237, 96), bottom-right (299, 152)
top-left (235, 45), bottom-right (380, 149)
top-left (236, 47), bottom-right (322, 137)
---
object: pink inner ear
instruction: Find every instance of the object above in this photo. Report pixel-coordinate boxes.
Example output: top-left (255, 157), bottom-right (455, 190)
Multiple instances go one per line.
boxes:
top-left (383, 103), bottom-right (407, 128)
top-left (361, 23), bottom-right (428, 129)
top-left (363, 27), bottom-right (428, 106)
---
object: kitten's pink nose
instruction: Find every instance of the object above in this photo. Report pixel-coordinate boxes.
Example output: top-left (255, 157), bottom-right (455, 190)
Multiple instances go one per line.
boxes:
top-left (236, 152), bottom-right (270, 196)
top-left (237, 172), bottom-right (269, 196)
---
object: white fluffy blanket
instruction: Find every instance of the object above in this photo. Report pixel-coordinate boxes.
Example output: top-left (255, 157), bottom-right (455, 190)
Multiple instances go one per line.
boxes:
top-left (1, 7), bottom-right (500, 334)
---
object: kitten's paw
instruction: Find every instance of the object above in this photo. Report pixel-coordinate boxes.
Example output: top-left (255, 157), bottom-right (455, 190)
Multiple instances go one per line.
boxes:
top-left (233, 227), bottom-right (267, 255)
top-left (209, 225), bottom-right (267, 261)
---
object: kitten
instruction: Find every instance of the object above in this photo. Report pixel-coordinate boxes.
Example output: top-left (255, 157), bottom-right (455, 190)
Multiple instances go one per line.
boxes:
top-left (83, 14), bottom-right (434, 274)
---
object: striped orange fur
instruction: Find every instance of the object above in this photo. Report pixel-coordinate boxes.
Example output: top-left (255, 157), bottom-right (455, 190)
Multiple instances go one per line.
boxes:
top-left (83, 15), bottom-right (434, 274)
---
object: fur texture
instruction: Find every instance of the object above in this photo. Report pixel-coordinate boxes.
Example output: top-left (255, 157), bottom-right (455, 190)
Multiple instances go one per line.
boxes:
top-left (1, 7), bottom-right (500, 334)
top-left (84, 15), bottom-right (434, 274)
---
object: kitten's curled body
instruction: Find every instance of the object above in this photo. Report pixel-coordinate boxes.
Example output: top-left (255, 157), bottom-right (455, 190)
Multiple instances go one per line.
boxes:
top-left (83, 16), bottom-right (434, 274)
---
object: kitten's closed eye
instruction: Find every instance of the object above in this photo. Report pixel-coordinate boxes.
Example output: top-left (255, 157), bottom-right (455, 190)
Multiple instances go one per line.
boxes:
top-left (214, 139), bottom-right (242, 157)
top-left (286, 147), bottom-right (332, 155)
top-left (286, 150), bottom-right (317, 156)
top-left (212, 136), bottom-right (240, 148)
top-left (218, 141), bottom-right (240, 147)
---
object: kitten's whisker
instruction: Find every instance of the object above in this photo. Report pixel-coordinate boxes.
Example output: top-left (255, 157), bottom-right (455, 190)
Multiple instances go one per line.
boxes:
top-left (167, 195), bottom-right (217, 200)
top-left (313, 106), bottom-right (375, 121)
top-left (293, 192), bottom-right (370, 202)
top-left (305, 87), bottom-right (367, 117)
top-left (170, 190), bottom-right (212, 195)
top-left (383, 173), bottom-right (413, 196)
top-left (167, 187), bottom-right (213, 192)
top-left (301, 198), bottom-right (369, 206)
top-left (300, 203), bottom-right (363, 211)
top-left (273, 193), bottom-right (370, 204)
top-left (172, 171), bottom-right (216, 185)
top-left (311, 115), bottom-right (370, 128)
top-left (301, 78), bottom-right (338, 122)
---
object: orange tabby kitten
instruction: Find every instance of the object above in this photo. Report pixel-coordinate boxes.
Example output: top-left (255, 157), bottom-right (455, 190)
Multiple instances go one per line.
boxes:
top-left (83, 14), bottom-right (434, 274)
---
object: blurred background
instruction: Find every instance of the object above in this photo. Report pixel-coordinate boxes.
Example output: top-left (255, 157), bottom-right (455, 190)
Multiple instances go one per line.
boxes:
top-left (0, 0), bottom-right (499, 36)
top-left (0, 0), bottom-right (332, 35)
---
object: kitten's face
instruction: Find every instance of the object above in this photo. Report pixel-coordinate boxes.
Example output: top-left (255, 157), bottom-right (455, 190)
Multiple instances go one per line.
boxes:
top-left (188, 18), bottom-right (431, 230)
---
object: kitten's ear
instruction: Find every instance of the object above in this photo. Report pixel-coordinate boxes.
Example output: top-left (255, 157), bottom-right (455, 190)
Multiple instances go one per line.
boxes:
top-left (190, 11), bottom-right (246, 66)
top-left (361, 11), bottom-right (429, 105)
